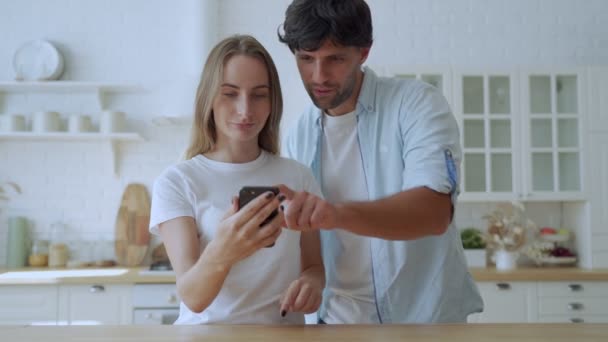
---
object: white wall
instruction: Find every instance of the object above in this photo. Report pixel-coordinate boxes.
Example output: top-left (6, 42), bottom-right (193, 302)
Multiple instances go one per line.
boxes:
top-left (1, 0), bottom-right (607, 266)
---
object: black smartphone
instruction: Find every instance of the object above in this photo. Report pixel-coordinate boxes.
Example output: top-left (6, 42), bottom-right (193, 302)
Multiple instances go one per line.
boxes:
top-left (238, 186), bottom-right (280, 248)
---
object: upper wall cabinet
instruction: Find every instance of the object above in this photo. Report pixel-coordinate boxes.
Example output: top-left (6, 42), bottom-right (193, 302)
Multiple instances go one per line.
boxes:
top-left (452, 69), bottom-right (586, 202)
top-left (452, 70), bottom-right (525, 202)
top-left (520, 70), bottom-right (586, 201)
top-left (379, 66), bottom-right (453, 107)
top-left (380, 66), bottom-right (588, 202)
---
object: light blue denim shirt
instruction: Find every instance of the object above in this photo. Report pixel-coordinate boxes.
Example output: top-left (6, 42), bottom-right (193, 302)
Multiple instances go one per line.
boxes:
top-left (283, 67), bottom-right (483, 323)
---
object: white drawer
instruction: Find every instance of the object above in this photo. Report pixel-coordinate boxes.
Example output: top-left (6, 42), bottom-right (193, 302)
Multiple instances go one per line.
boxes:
top-left (0, 285), bottom-right (58, 323)
top-left (132, 284), bottom-right (179, 308)
top-left (538, 315), bottom-right (608, 323)
top-left (537, 282), bottom-right (608, 297)
top-left (539, 297), bottom-right (608, 315)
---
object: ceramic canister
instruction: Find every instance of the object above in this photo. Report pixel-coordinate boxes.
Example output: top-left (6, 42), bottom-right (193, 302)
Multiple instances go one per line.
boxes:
top-left (6, 216), bottom-right (30, 268)
top-left (32, 111), bottom-right (61, 132)
top-left (99, 111), bottom-right (126, 133)
top-left (0, 114), bottom-right (27, 132)
top-left (68, 114), bottom-right (92, 133)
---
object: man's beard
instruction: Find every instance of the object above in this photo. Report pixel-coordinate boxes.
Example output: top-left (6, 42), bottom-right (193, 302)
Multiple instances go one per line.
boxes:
top-left (307, 69), bottom-right (357, 111)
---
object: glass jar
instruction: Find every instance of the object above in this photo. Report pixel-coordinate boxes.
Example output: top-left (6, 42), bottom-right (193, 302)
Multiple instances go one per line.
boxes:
top-left (28, 239), bottom-right (49, 267)
top-left (48, 222), bottom-right (69, 267)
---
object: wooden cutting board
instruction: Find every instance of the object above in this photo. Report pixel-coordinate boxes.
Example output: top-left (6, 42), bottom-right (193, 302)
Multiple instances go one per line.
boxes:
top-left (114, 183), bottom-right (151, 266)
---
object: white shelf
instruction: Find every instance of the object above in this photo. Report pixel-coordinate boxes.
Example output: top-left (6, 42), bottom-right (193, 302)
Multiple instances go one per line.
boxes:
top-left (0, 81), bottom-right (142, 93)
top-left (151, 116), bottom-right (192, 126)
top-left (0, 132), bottom-right (143, 141)
top-left (0, 132), bottom-right (144, 176)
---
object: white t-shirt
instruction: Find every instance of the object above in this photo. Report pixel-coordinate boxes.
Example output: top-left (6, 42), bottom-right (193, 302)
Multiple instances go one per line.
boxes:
top-left (321, 111), bottom-right (378, 323)
top-left (149, 151), bottom-right (321, 325)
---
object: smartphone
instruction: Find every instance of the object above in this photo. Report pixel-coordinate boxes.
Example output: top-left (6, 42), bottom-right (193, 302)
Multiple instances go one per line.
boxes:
top-left (238, 186), bottom-right (280, 248)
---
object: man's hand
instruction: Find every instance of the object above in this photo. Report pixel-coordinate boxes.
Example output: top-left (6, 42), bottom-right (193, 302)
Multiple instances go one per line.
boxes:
top-left (276, 184), bottom-right (338, 231)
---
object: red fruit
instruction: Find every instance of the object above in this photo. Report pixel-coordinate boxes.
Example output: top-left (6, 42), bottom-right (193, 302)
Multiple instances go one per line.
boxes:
top-left (540, 227), bottom-right (557, 235)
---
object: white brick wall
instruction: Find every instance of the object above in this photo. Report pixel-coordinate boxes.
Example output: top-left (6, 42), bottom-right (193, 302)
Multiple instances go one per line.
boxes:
top-left (1, 0), bottom-right (607, 266)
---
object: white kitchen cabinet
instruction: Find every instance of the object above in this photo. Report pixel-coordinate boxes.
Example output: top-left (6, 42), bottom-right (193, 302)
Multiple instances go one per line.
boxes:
top-left (452, 70), bottom-right (521, 202)
top-left (452, 69), bottom-right (586, 202)
top-left (520, 70), bottom-right (586, 201)
top-left (57, 284), bottom-right (133, 325)
top-left (537, 281), bottom-right (608, 323)
top-left (382, 66), bottom-right (453, 106)
top-left (588, 134), bottom-right (608, 268)
top-left (468, 281), bottom-right (537, 323)
top-left (0, 285), bottom-right (58, 325)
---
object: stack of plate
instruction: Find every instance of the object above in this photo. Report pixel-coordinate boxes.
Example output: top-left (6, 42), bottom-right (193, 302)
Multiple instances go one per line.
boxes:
top-left (13, 39), bottom-right (64, 81)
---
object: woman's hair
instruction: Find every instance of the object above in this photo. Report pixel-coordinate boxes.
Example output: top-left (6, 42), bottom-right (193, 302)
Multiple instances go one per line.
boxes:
top-left (184, 35), bottom-right (283, 159)
top-left (278, 0), bottom-right (373, 52)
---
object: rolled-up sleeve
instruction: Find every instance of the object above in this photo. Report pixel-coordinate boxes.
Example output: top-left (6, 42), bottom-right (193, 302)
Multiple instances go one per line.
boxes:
top-left (400, 84), bottom-right (461, 205)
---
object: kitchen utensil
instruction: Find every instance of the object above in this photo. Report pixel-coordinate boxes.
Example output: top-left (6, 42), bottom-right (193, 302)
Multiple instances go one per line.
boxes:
top-left (114, 183), bottom-right (151, 266)
top-left (13, 40), bottom-right (64, 81)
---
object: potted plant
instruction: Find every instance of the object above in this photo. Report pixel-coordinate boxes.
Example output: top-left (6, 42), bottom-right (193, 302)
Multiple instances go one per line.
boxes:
top-left (483, 202), bottom-right (537, 271)
top-left (461, 227), bottom-right (487, 267)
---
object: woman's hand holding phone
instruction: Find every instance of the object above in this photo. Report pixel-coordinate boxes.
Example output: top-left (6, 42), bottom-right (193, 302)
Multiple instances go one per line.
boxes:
top-left (205, 191), bottom-right (284, 267)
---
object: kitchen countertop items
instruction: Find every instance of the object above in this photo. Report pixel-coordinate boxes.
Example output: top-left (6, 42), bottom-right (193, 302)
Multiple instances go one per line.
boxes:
top-left (114, 183), bottom-right (151, 267)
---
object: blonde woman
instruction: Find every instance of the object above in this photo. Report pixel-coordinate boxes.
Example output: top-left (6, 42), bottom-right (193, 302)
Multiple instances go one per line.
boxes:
top-left (149, 35), bottom-right (324, 324)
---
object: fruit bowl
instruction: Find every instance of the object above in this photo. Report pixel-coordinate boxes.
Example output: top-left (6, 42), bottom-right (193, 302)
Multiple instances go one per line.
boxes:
top-left (540, 234), bottom-right (570, 243)
top-left (539, 256), bottom-right (577, 266)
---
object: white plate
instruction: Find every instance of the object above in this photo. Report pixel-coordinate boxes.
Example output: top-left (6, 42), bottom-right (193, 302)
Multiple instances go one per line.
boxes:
top-left (13, 40), bottom-right (64, 81)
top-left (539, 256), bottom-right (577, 265)
top-left (540, 234), bottom-right (570, 243)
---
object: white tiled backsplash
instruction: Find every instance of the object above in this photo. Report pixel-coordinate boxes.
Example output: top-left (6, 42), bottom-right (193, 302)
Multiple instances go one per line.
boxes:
top-left (2, 0), bottom-right (607, 266)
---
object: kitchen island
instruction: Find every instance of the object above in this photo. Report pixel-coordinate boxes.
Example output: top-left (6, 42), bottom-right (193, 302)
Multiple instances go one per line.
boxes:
top-left (2, 323), bottom-right (608, 341)
top-left (2, 267), bottom-right (608, 285)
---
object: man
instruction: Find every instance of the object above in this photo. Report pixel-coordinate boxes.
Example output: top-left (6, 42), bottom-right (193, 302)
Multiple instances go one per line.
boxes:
top-left (276, 0), bottom-right (483, 324)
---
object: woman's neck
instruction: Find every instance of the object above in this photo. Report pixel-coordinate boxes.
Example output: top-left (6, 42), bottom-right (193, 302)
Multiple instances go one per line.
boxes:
top-left (204, 144), bottom-right (262, 163)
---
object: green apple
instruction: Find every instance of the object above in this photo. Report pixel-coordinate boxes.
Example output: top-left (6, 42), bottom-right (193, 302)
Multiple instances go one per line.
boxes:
top-left (557, 228), bottom-right (570, 236)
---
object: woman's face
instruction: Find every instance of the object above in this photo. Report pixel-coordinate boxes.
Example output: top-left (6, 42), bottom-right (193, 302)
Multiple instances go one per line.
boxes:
top-left (212, 54), bottom-right (271, 149)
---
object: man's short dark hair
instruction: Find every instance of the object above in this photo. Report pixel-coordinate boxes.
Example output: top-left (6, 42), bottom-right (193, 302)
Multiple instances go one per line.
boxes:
top-left (278, 0), bottom-right (373, 52)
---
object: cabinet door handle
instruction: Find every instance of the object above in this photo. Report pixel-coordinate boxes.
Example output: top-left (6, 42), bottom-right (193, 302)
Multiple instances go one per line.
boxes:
top-left (570, 318), bottom-right (584, 323)
top-left (167, 293), bottom-right (177, 304)
top-left (89, 285), bottom-right (105, 293)
top-left (568, 302), bottom-right (584, 311)
top-left (568, 284), bottom-right (583, 292)
top-left (496, 283), bottom-right (511, 290)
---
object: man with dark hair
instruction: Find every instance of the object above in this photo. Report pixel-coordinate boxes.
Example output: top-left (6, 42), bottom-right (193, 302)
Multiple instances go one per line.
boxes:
top-left (277, 0), bottom-right (483, 324)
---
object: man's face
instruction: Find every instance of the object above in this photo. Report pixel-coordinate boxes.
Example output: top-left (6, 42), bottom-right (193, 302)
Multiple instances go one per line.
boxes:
top-left (295, 40), bottom-right (369, 115)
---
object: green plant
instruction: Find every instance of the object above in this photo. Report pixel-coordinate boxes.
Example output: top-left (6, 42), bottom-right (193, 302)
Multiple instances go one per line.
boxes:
top-left (461, 227), bottom-right (486, 249)
top-left (0, 181), bottom-right (21, 205)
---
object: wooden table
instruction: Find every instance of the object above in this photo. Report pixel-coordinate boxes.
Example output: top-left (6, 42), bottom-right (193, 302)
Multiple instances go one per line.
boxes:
top-left (2, 324), bottom-right (608, 341)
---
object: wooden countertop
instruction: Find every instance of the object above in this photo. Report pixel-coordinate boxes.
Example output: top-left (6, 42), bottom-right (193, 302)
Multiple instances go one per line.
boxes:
top-left (469, 267), bottom-right (608, 282)
top-left (1, 267), bottom-right (608, 285)
top-left (2, 324), bottom-right (608, 341)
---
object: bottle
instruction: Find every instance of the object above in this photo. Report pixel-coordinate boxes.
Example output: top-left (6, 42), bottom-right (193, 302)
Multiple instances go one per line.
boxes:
top-left (6, 216), bottom-right (30, 268)
top-left (48, 222), bottom-right (69, 267)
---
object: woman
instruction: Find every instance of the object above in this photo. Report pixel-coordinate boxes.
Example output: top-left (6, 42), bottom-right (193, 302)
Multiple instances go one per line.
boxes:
top-left (149, 35), bottom-right (324, 324)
